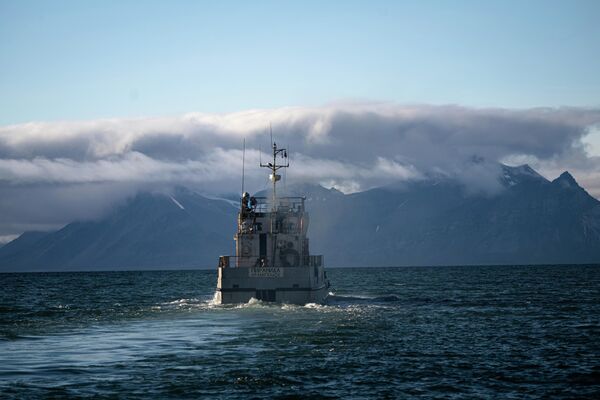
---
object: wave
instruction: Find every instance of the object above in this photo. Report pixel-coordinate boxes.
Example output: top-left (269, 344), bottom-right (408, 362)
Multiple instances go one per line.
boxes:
top-left (326, 293), bottom-right (402, 304)
top-left (153, 291), bottom-right (402, 314)
top-left (156, 295), bottom-right (218, 311)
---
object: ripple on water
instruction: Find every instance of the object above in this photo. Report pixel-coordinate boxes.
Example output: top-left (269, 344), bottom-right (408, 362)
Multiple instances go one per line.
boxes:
top-left (1, 266), bottom-right (600, 399)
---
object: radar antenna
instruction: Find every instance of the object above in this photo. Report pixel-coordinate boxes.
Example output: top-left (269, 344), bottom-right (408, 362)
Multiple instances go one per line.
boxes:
top-left (260, 126), bottom-right (289, 211)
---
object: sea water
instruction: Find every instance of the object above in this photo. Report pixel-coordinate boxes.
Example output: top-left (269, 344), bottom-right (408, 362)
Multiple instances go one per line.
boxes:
top-left (1, 265), bottom-right (599, 398)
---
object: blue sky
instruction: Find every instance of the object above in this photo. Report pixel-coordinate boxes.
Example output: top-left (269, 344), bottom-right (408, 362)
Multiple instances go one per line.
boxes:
top-left (1, 0), bottom-right (599, 125)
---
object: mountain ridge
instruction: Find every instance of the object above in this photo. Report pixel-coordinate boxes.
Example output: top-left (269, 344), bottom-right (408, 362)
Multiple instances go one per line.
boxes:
top-left (1, 165), bottom-right (599, 271)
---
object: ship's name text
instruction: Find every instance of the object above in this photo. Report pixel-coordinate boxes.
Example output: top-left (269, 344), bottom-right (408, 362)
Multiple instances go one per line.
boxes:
top-left (249, 267), bottom-right (284, 278)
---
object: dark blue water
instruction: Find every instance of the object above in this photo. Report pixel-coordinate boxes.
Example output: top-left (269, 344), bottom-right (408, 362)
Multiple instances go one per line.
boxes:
top-left (1, 266), bottom-right (599, 399)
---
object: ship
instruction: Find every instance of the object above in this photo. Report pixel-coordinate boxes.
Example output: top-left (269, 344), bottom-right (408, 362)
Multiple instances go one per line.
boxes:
top-left (215, 141), bottom-right (330, 305)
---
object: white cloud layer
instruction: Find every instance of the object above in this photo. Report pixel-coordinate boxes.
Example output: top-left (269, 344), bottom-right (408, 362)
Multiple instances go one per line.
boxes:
top-left (1, 103), bottom-right (600, 236)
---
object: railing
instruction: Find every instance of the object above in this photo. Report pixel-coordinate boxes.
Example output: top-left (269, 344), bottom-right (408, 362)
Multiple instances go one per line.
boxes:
top-left (237, 218), bottom-right (303, 235)
top-left (218, 255), bottom-right (264, 268)
top-left (218, 254), bottom-right (323, 268)
top-left (250, 196), bottom-right (305, 213)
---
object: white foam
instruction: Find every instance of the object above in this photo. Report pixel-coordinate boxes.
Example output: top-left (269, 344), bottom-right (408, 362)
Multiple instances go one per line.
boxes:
top-left (207, 291), bottom-right (220, 306)
top-left (304, 302), bottom-right (327, 310)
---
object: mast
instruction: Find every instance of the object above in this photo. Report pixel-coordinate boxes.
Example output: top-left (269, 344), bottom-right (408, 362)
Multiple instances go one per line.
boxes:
top-left (241, 138), bottom-right (246, 202)
top-left (260, 133), bottom-right (289, 212)
top-left (260, 132), bottom-right (289, 267)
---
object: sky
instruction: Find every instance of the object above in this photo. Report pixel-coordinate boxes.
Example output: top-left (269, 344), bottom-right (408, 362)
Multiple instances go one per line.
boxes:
top-left (1, 0), bottom-right (600, 241)
top-left (1, 0), bottom-right (599, 123)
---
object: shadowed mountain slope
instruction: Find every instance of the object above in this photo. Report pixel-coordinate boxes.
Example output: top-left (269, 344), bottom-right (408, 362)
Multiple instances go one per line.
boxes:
top-left (302, 165), bottom-right (600, 266)
top-left (0, 189), bottom-right (237, 271)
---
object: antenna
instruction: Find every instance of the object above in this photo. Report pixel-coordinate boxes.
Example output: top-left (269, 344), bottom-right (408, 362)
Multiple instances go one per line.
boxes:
top-left (283, 142), bottom-right (289, 192)
top-left (241, 138), bottom-right (246, 197)
top-left (260, 127), bottom-right (289, 212)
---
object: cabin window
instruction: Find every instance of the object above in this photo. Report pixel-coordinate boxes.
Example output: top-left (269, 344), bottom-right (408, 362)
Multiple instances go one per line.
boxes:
top-left (293, 284), bottom-right (299, 288)
top-left (233, 284), bottom-right (239, 289)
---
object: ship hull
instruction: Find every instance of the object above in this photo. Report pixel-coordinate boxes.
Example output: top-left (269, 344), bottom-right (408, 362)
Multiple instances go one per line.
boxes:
top-left (216, 265), bottom-right (329, 305)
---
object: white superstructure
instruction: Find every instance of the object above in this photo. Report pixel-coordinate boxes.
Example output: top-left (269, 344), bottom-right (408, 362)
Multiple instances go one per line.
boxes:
top-left (215, 142), bottom-right (330, 304)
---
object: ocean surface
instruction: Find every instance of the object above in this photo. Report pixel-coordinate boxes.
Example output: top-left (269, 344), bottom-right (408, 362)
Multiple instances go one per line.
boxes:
top-left (1, 265), bottom-right (599, 399)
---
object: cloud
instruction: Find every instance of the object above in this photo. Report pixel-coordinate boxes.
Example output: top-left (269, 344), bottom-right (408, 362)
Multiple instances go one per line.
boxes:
top-left (1, 103), bottom-right (600, 236)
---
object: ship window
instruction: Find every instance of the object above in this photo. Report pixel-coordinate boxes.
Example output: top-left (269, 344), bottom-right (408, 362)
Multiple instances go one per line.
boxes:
top-left (293, 284), bottom-right (299, 288)
top-left (314, 266), bottom-right (318, 278)
top-left (233, 284), bottom-right (239, 288)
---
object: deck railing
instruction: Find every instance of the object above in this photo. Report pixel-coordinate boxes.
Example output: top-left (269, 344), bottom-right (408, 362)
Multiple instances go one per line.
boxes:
top-left (218, 256), bottom-right (261, 268)
top-left (218, 254), bottom-right (323, 268)
top-left (250, 196), bottom-right (305, 213)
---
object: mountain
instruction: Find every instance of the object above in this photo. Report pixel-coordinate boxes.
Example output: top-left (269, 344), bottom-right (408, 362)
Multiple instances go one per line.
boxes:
top-left (1, 165), bottom-right (599, 271)
top-left (302, 165), bottom-right (600, 266)
top-left (0, 188), bottom-right (237, 271)
top-left (0, 232), bottom-right (48, 259)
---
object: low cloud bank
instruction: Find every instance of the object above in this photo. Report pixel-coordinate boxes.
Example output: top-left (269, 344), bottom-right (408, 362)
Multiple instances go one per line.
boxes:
top-left (1, 103), bottom-right (599, 236)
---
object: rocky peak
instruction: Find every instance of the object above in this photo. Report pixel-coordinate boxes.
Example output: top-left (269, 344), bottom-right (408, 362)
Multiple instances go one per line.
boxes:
top-left (552, 171), bottom-right (579, 189)
top-left (500, 163), bottom-right (546, 187)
